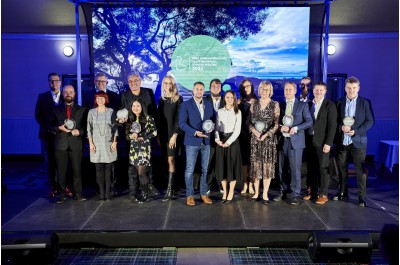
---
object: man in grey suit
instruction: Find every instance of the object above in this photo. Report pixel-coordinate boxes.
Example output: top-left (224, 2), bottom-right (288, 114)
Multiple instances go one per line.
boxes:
top-left (332, 76), bottom-right (374, 207)
top-left (274, 81), bottom-right (313, 205)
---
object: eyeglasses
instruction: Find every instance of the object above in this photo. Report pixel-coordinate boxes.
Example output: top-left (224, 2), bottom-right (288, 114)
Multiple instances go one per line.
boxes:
top-left (96, 80), bottom-right (107, 84)
top-left (49, 80), bottom-right (61, 83)
top-left (301, 83), bottom-right (310, 88)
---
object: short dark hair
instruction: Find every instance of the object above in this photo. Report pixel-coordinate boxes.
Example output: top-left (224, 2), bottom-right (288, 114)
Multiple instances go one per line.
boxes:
top-left (345, 76), bottom-right (360, 86)
top-left (209, 78), bottom-right (222, 88)
top-left (193, 81), bottom-right (205, 87)
top-left (313, 81), bottom-right (327, 90)
top-left (94, 91), bottom-right (109, 107)
top-left (48, 72), bottom-right (60, 80)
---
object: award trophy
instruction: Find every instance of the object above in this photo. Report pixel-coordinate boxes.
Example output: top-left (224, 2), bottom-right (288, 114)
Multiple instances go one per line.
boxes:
top-left (117, 108), bottom-right (129, 121)
top-left (131, 122), bottom-right (142, 134)
top-left (202, 120), bottom-right (215, 133)
top-left (282, 115), bottom-right (294, 128)
top-left (343, 116), bottom-right (355, 127)
top-left (64, 119), bottom-right (76, 130)
top-left (254, 121), bottom-right (266, 133)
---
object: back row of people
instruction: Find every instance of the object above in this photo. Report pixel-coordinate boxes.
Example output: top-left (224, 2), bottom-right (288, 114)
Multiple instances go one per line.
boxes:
top-left (35, 73), bottom-right (374, 207)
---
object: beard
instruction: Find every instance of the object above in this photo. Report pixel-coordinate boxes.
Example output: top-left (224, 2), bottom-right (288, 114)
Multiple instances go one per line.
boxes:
top-left (65, 96), bottom-right (74, 104)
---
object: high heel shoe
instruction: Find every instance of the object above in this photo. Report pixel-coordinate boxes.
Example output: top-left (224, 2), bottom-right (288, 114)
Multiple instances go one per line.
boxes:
top-left (263, 199), bottom-right (269, 205)
top-left (249, 184), bottom-right (255, 195)
top-left (225, 199), bottom-right (233, 204)
top-left (250, 195), bottom-right (259, 202)
top-left (240, 183), bottom-right (248, 194)
top-left (221, 199), bottom-right (227, 203)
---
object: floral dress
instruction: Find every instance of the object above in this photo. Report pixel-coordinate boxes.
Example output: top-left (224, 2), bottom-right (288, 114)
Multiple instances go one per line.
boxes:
top-left (126, 115), bottom-right (157, 166)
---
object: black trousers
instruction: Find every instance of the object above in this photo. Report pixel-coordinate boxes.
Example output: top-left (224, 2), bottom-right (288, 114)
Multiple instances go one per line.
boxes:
top-left (55, 149), bottom-right (83, 197)
top-left (95, 163), bottom-right (112, 199)
top-left (42, 133), bottom-right (57, 190)
top-left (337, 144), bottom-right (367, 198)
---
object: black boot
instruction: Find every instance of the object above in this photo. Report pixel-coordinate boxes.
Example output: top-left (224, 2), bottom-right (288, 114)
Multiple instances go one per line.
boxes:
top-left (162, 172), bottom-right (174, 202)
top-left (139, 184), bottom-right (149, 204)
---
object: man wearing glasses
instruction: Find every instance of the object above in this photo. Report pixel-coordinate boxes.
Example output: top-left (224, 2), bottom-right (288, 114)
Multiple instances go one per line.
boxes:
top-left (35, 73), bottom-right (64, 197)
top-left (83, 73), bottom-right (120, 110)
top-left (298, 77), bottom-right (312, 103)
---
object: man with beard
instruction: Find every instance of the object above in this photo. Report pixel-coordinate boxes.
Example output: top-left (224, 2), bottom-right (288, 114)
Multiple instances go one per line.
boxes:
top-left (204, 78), bottom-right (224, 194)
top-left (51, 85), bottom-right (87, 203)
top-left (35, 73), bottom-right (64, 196)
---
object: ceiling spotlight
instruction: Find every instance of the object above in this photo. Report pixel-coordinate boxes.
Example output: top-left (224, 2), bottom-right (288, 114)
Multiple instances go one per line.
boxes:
top-left (327, 44), bottom-right (336, 55)
top-left (63, 46), bottom-right (74, 57)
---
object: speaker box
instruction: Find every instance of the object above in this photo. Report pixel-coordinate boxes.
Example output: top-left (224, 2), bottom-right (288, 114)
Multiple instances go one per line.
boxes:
top-left (1, 232), bottom-right (59, 265)
top-left (308, 231), bottom-right (372, 263)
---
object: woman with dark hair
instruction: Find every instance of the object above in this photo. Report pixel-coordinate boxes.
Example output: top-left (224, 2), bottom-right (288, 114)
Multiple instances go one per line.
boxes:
top-left (87, 91), bottom-right (118, 201)
top-left (215, 90), bottom-right (242, 203)
top-left (126, 98), bottom-right (157, 204)
top-left (157, 75), bottom-right (183, 201)
top-left (238, 79), bottom-right (258, 195)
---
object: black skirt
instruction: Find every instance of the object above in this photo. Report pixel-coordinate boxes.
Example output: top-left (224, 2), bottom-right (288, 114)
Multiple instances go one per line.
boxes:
top-left (215, 133), bottom-right (242, 182)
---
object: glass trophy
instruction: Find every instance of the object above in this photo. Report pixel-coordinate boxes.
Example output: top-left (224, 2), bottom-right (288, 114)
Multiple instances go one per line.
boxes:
top-left (255, 121), bottom-right (266, 133)
top-left (64, 119), bottom-right (76, 130)
top-left (343, 116), bottom-right (355, 127)
top-left (202, 120), bottom-right (215, 133)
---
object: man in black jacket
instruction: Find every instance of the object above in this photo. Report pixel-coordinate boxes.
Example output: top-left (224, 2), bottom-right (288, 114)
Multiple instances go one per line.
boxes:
top-left (303, 82), bottom-right (337, 205)
top-left (35, 72), bottom-right (63, 196)
top-left (51, 85), bottom-right (87, 203)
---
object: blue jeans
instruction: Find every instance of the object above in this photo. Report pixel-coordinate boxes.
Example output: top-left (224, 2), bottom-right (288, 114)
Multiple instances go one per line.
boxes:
top-left (185, 144), bottom-right (210, 197)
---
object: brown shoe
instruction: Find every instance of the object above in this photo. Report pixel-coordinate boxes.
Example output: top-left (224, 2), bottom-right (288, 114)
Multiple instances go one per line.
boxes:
top-left (316, 195), bottom-right (328, 205)
top-left (201, 195), bottom-right (213, 204)
top-left (303, 194), bottom-right (312, 201)
top-left (186, 196), bottom-right (195, 206)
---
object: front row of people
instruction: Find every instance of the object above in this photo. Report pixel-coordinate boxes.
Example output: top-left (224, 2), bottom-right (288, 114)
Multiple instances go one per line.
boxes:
top-left (48, 76), bottom-right (374, 208)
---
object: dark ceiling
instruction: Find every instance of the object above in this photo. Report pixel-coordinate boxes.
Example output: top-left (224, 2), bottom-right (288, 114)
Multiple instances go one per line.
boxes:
top-left (1, 0), bottom-right (399, 34)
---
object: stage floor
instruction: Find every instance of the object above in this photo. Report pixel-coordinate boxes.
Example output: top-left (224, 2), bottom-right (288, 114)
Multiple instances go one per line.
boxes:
top-left (1, 159), bottom-right (398, 247)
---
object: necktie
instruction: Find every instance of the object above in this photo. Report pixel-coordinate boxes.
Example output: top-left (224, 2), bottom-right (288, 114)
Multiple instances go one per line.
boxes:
top-left (66, 105), bottom-right (71, 119)
top-left (310, 102), bottom-right (316, 122)
top-left (285, 101), bottom-right (293, 116)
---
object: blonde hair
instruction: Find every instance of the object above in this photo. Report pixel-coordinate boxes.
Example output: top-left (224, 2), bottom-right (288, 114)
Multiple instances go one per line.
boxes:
top-left (258, 81), bottom-right (274, 98)
top-left (161, 75), bottom-right (180, 103)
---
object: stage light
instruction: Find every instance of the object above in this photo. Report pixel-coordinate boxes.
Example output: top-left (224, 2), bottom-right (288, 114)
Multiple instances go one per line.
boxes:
top-left (63, 46), bottom-right (74, 57)
top-left (327, 44), bottom-right (336, 55)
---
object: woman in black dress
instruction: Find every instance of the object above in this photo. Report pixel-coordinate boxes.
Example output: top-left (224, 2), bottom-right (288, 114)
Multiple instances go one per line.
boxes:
top-left (238, 79), bottom-right (258, 195)
top-left (157, 75), bottom-right (183, 201)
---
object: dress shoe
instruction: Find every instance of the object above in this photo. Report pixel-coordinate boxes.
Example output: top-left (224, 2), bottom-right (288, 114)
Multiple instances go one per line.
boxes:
top-left (56, 196), bottom-right (66, 204)
top-left (332, 192), bottom-right (348, 201)
top-left (186, 196), bottom-right (195, 206)
top-left (303, 193), bottom-right (318, 201)
top-left (273, 193), bottom-right (285, 202)
top-left (359, 197), bottom-right (367, 207)
top-left (148, 184), bottom-right (160, 196)
top-left (201, 195), bottom-right (212, 204)
top-left (290, 198), bottom-right (299, 205)
top-left (315, 195), bottom-right (328, 205)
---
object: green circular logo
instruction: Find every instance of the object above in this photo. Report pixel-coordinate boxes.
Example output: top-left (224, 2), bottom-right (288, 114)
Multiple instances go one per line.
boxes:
top-left (171, 35), bottom-right (231, 90)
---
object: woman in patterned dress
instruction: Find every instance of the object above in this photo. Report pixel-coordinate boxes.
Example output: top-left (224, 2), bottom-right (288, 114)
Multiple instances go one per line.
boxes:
top-left (238, 79), bottom-right (258, 195)
top-left (87, 91), bottom-right (118, 201)
top-left (247, 81), bottom-right (280, 204)
top-left (126, 98), bottom-right (157, 204)
top-left (157, 75), bottom-right (183, 201)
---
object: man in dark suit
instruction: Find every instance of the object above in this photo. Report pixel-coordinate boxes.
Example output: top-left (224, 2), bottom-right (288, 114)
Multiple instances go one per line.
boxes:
top-left (204, 78), bottom-right (225, 194)
top-left (83, 72), bottom-right (120, 110)
top-left (119, 73), bottom-right (159, 200)
top-left (298, 77), bottom-right (312, 103)
top-left (274, 81), bottom-right (313, 205)
top-left (332, 76), bottom-right (374, 207)
top-left (51, 85), bottom-right (87, 203)
top-left (179, 81), bottom-right (215, 206)
top-left (303, 82), bottom-right (337, 205)
top-left (35, 73), bottom-right (63, 196)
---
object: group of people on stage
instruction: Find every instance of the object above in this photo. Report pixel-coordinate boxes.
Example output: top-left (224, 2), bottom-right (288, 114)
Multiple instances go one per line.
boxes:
top-left (35, 72), bottom-right (374, 207)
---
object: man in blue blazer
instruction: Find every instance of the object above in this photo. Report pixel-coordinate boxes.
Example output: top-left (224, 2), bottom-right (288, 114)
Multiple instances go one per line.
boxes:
top-left (274, 81), bottom-right (313, 205)
top-left (35, 73), bottom-right (64, 196)
top-left (179, 81), bottom-right (215, 206)
top-left (332, 76), bottom-right (374, 207)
